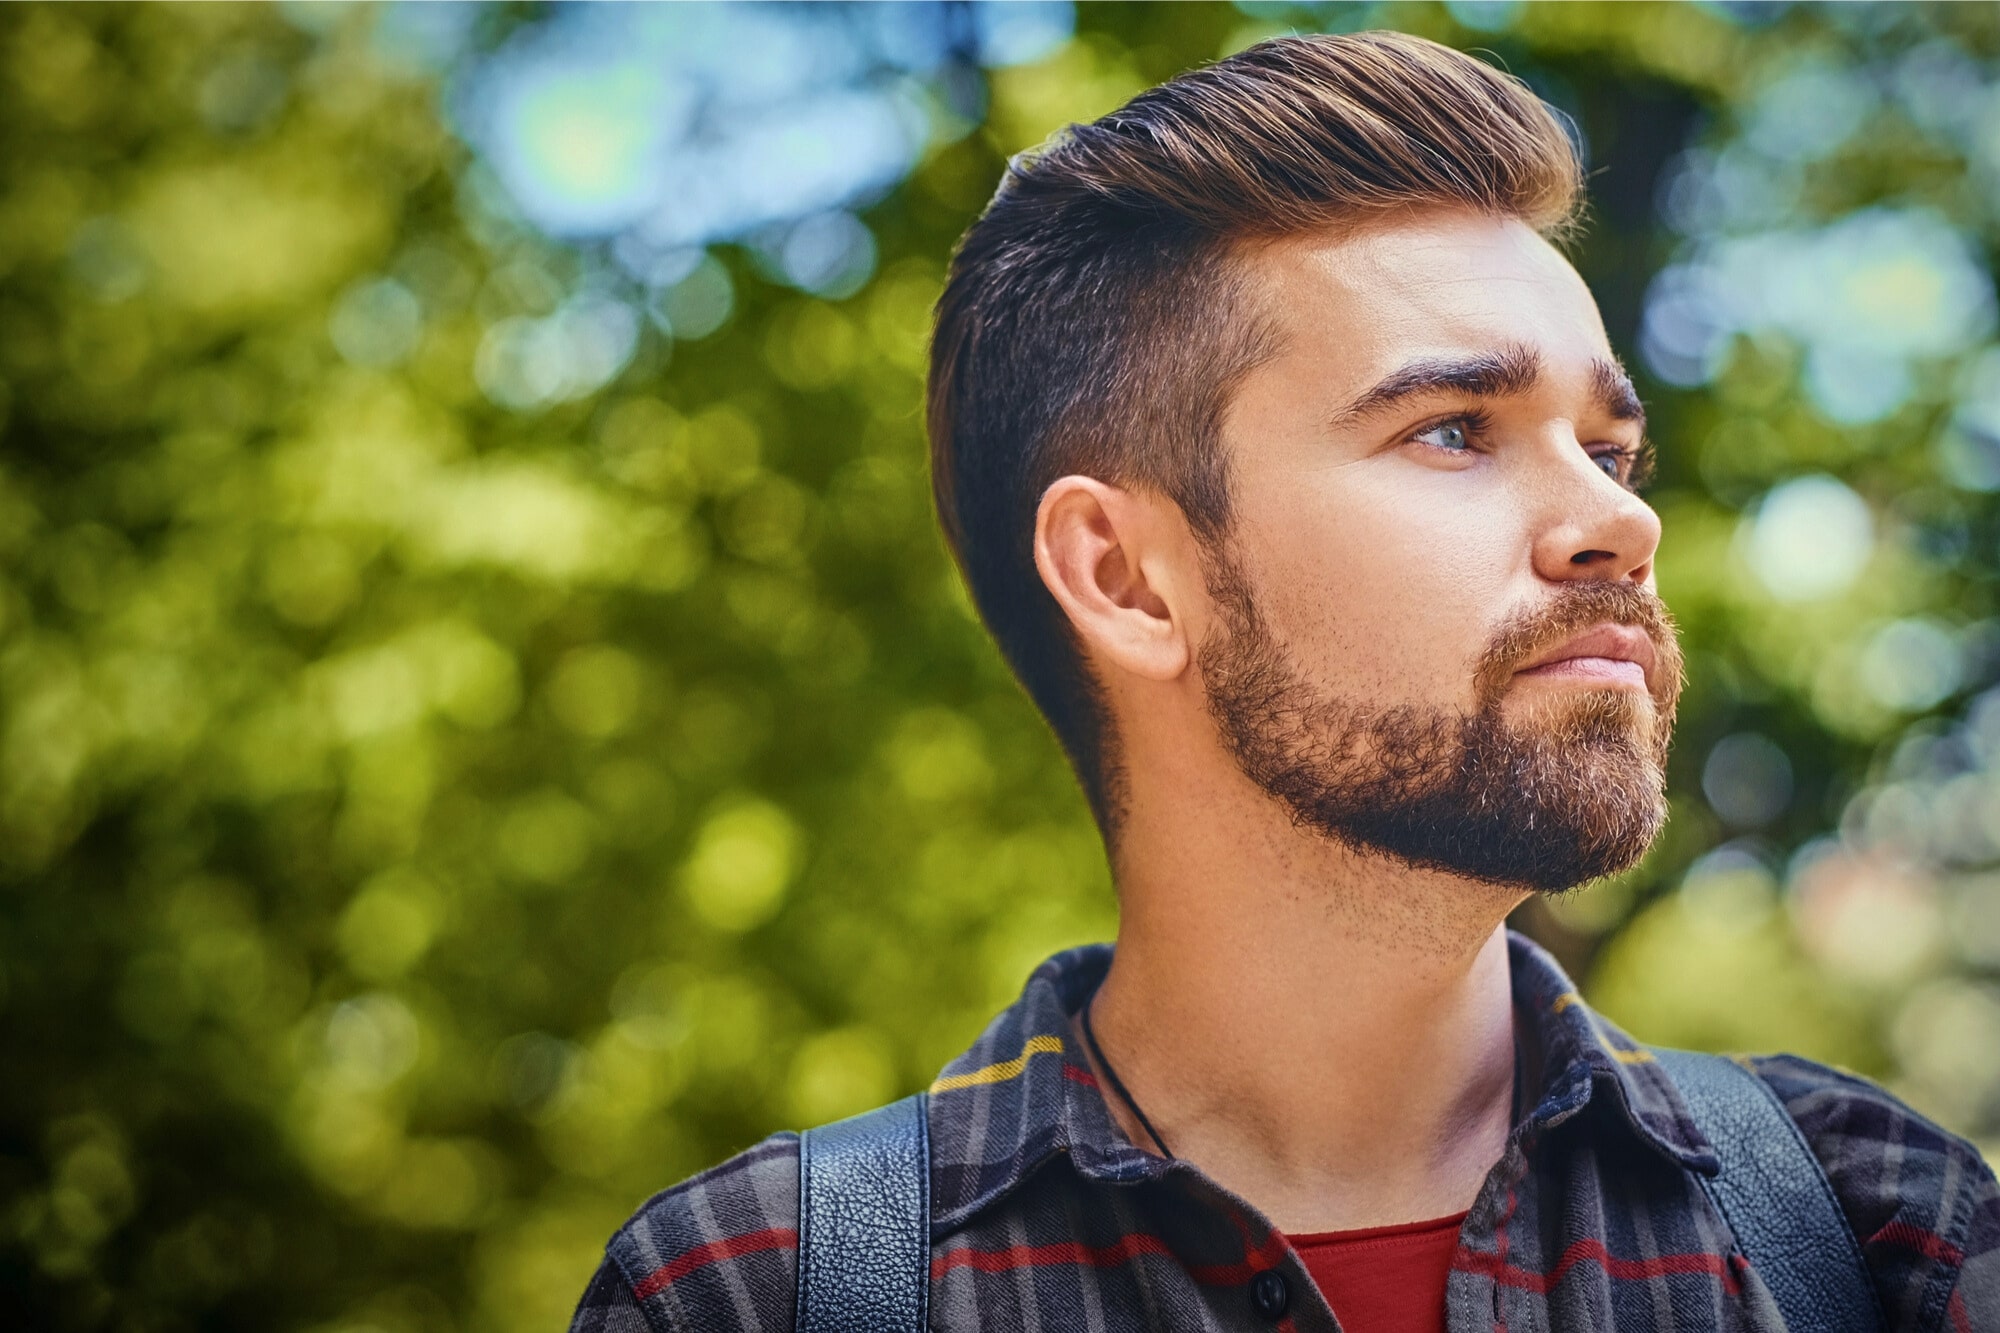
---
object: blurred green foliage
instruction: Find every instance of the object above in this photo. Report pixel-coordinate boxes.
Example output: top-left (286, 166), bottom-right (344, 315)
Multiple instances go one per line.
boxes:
top-left (4, 3), bottom-right (2000, 1330)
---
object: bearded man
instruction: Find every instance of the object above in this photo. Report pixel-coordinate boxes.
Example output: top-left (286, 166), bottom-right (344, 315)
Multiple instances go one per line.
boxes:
top-left (572, 31), bottom-right (2000, 1333)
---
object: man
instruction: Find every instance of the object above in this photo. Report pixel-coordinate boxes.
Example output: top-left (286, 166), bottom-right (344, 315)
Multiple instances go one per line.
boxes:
top-left (572, 31), bottom-right (2000, 1332)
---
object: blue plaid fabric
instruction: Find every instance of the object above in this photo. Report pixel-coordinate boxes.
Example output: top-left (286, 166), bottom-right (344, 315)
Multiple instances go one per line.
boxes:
top-left (570, 932), bottom-right (2000, 1331)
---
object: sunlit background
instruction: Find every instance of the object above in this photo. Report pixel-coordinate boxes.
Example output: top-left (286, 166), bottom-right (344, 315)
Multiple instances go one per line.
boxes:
top-left (5, 2), bottom-right (2000, 1328)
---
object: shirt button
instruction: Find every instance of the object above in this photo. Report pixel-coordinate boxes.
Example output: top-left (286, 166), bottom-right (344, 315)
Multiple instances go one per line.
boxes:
top-left (1250, 1269), bottom-right (1289, 1321)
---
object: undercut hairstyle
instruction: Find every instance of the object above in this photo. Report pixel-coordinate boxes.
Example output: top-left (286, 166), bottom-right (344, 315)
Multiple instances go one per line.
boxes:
top-left (926, 31), bottom-right (1585, 834)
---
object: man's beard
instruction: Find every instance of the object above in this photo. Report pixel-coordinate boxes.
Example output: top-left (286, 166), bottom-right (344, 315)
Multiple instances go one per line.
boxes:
top-left (1197, 554), bottom-right (1684, 893)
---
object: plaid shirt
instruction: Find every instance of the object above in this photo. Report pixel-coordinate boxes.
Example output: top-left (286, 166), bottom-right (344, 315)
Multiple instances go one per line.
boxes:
top-left (569, 932), bottom-right (2000, 1331)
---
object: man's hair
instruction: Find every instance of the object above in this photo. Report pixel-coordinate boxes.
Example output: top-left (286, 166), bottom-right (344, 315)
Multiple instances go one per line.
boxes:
top-left (925, 31), bottom-right (1584, 833)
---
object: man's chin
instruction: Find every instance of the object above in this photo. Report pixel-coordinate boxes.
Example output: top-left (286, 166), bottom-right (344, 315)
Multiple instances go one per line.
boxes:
top-left (1501, 679), bottom-right (1657, 724)
top-left (1197, 566), bottom-right (1679, 894)
top-left (1332, 793), bottom-right (1667, 894)
top-left (1343, 702), bottom-right (1671, 893)
top-left (1501, 686), bottom-right (1672, 768)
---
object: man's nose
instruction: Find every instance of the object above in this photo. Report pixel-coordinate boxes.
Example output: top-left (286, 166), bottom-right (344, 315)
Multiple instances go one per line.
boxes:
top-left (1529, 439), bottom-right (1662, 586)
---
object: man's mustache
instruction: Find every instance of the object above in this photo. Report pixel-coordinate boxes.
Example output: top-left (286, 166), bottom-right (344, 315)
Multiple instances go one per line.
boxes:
top-left (1474, 582), bottom-right (1684, 711)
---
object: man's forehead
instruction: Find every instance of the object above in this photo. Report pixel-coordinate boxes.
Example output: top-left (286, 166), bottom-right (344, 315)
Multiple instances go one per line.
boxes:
top-left (1242, 212), bottom-right (1614, 378)
top-left (1251, 209), bottom-right (1585, 288)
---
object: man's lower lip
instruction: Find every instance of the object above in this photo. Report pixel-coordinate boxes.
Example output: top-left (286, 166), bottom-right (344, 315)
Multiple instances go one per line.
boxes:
top-left (1516, 657), bottom-right (1648, 686)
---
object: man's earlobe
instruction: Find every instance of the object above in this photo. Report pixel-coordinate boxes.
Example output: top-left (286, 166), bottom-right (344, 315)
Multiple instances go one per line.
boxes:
top-left (1033, 476), bottom-right (1191, 682)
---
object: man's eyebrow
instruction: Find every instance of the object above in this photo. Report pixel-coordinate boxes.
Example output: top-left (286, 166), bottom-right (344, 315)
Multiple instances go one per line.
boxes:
top-left (1591, 357), bottom-right (1646, 427)
top-left (1328, 344), bottom-right (1543, 428)
top-left (1327, 347), bottom-right (1650, 436)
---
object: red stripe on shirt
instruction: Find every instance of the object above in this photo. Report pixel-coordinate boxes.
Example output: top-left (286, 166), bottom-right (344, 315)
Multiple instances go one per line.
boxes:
top-left (933, 1232), bottom-right (1176, 1278)
top-left (1867, 1219), bottom-right (1965, 1266)
top-left (1218, 1203), bottom-right (1291, 1274)
top-left (1457, 1237), bottom-right (1740, 1296)
top-left (1062, 1063), bottom-right (1101, 1089)
top-left (932, 1228), bottom-right (1286, 1289)
top-left (633, 1228), bottom-right (799, 1300)
top-left (1183, 1255), bottom-right (1283, 1288)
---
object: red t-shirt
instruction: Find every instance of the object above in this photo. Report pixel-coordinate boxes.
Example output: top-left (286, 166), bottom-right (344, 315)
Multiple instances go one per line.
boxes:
top-left (1286, 1210), bottom-right (1469, 1333)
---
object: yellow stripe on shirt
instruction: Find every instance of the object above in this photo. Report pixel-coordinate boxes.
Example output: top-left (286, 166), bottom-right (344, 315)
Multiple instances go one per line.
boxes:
top-left (929, 1034), bottom-right (1066, 1094)
top-left (1550, 991), bottom-right (1656, 1064)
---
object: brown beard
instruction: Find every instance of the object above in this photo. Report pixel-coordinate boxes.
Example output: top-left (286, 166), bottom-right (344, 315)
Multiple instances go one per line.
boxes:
top-left (1197, 553), bottom-right (1684, 892)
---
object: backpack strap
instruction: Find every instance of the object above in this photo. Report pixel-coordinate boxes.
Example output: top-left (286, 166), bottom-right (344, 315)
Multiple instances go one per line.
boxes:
top-left (1652, 1048), bottom-right (1883, 1332)
top-left (794, 1091), bottom-right (930, 1333)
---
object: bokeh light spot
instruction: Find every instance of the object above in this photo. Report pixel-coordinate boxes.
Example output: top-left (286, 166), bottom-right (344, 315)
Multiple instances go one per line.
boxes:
top-left (1741, 474), bottom-right (1874, 602)
top-left (1702, 732), bottom-right (1794, 828)
top-left (546, 645), bottom-right (646, 739)
top-left (1860, 619), bottom-right (1964, 714)
top-left (787, 1026), bottom-right (896, 1126)
top-left (329, 277), bottom-right (423, 369)
top-left (679, 798), bottom-right (802, 933)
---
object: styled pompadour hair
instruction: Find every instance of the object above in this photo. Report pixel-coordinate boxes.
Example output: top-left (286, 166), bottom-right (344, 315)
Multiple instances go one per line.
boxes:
top-left (926, 31), bottom-right (1584, 832)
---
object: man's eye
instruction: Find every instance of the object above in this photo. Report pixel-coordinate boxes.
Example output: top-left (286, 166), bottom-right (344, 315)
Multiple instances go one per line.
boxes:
top-left (1592, 450), bottom-right (1629, 480)
top-left (1415, 421), bottom-right (1474, 451)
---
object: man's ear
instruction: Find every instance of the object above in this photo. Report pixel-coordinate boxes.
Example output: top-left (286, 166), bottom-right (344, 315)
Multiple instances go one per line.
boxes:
top-left (1033, 476), bottom-right (1192, 682)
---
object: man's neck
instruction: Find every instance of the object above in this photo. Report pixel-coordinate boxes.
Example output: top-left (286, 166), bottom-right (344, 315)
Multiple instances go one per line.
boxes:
top-left (1084, 767), bottom-right (1531, 1234)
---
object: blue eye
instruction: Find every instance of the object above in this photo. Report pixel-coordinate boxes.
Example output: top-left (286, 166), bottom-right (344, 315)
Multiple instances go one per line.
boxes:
top-left (1592, 451), bottom-right (1626, 480)
top-left (1418, 421), bottom-right (1473, 451)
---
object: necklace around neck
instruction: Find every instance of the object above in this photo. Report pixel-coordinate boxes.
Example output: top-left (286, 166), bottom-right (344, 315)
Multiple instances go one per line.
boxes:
top-left (1079, 991), bottom-right (1531, 1174)
top-left (1080, 992), bottom-right (1176, 1161)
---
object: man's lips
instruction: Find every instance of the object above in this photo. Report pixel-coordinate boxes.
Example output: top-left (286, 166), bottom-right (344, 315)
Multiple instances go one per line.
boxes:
top-left (1513, 623), bottom-right (1655, 689)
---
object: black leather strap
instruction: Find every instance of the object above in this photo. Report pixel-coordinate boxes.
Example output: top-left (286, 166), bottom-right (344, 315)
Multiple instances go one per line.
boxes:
top-left (795, 1091), bottom-right (930, 1333)
top-left (1654, 1048), bottom-right (1883, 1332)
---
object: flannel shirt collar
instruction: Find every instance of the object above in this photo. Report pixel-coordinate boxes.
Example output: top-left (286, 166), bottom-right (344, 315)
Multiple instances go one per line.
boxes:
top-left (924, 927), bottom-right (1719, 1235)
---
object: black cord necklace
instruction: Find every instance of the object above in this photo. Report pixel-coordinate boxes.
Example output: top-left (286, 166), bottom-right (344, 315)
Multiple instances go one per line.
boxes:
top-left (1080, 993), bottom-right (1176, 1160)
top-left (1082, 994), bottom-right (1526, 1167)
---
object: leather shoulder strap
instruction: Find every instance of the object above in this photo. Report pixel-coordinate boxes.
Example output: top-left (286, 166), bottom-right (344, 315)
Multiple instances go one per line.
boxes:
top-left (1653, 1048), bottom-right (1883, 1332)
top-left (795, 1091), bottom-right (930, 1333)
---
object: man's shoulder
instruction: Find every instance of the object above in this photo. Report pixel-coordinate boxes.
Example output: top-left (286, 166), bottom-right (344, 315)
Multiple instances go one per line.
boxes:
top-left (1745, 1050), bottom-right (1994, 1213)
top-left (570, 1132), bottom-right (802, 1333)
top-left (1745, 1052), bottom-right (2000, 1327)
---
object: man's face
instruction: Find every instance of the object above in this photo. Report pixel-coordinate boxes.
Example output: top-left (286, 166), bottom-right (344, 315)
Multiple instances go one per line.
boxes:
top-left (1200, 210), bottom-right (1682, 891)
